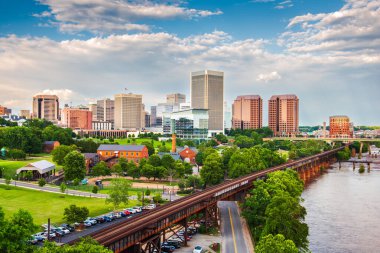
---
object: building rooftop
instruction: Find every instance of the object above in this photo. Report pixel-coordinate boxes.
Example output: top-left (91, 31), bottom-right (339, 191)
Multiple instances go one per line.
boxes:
top-left (269, 94), bottom-right (298, 100)
top-left (191, 70), bottom-right (224, 77)
top-left (17, 160), bottom-right (55, 174)
top-left (235, 95), bottom-right (261, 100)
top-left (98, 144), bottom-right (146, 152)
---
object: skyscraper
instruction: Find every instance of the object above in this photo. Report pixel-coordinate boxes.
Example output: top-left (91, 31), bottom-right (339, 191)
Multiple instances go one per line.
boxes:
top-left (191, 70), bottom-right (224, 134)
top-left (232, 95), bottom-right (262, 130)
top-left (150, 106), bottom-right (157, 127)
top-left (268, 94), bottom-right (299, 136)
top-left (224, 102), bottom-right (232, 130)
top-left (329, 115), bottom-right (353, 138)
top-left (114, 93), bottom-right (143, 130)
top-left (96, 98), bottom-right (114, 122)
top-left (166, 93), bottom-right (186, 104)
top-left (61, 107), bottom-right (92, 130)
top-left (32, 94), bottom-right (59, 122)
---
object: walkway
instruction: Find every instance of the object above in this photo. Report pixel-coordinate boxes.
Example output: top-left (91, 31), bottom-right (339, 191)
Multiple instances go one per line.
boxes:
top-left (218, 201), bottom-right (252, 253)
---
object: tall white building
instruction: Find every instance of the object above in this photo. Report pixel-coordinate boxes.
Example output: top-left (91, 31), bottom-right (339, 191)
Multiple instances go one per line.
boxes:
top-left (191, 70), bottom-right (224, 135)
top-left (224, 101), bottom-right (232, 130)
top-left (114, 93), bottom-right (143, 130)
top-left (32, 94), bottom-right (60, 122)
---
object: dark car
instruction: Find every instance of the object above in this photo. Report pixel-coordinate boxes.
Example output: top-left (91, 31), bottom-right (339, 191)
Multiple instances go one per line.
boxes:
top-left (161, 245), bottom-right (175, 252)
top-left (61, 224), bottom-right (75, 232)
top-left (103, 216), bottom-right (112, 222)
top-left (95, 216), bottom-right (105, 223)
top-left (163, 241), bottom-right (181, 249)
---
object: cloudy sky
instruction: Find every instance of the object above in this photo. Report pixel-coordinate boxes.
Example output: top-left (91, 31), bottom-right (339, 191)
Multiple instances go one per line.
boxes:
top-left (0, 0), bottom-right (379, 125)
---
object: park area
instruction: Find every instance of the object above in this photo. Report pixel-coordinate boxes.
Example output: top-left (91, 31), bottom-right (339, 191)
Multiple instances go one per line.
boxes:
top-left (0, 184), bottom-right (138, 226)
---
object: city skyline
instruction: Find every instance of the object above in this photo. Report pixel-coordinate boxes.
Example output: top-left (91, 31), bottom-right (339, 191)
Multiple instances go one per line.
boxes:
top-left (0, 0), bottom-right (379, 125)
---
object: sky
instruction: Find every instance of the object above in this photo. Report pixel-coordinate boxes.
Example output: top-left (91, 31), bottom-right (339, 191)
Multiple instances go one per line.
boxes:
top-left (0, 0), bottom-right (379, 125)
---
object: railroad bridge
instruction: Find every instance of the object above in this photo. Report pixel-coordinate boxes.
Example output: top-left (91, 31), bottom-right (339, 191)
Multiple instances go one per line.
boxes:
top-left (69, 147), bottom-right (343, 253)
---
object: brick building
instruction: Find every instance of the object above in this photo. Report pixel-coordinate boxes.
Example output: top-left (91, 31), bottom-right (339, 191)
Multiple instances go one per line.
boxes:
top-left (232, 95), bottom-right (262, 130)
top-left (329, 115), bottom-right (353, 138)
top-left (97, 144), bottom-right (149, 163)
top-left (61, 108), bottom-right (92, 130)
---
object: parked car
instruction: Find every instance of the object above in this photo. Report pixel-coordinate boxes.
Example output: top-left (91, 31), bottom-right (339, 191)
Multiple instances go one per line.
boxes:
top-left (193, 246), bottom-right (203, 253)
top-left (125, 208), bottom-right (136, 214)
top-left (84, 221), bottom-right (92, 227)
top-left (61, 224), bottom-right (75, 232)
top-left (119, 211), bottom-right (127, 217)
top-left (57, 226), bottom-right (70, 235)
top-left (132, 206), bottom-right (142, 213)
top-left (34, 233), bottom-right (47, 241)
top-left (41, 224), bottom-right (57, 230)
top-left (28, 236), bottom-right (38, 245)
top-left (42, 231), bottom-right (56, 239)
top-left (103, 216), bottom-right (112, 222)
top-left (161, 245), bottom-right (175, 253)
top-left (163, 241), bottom-right (181, 249)
top-left (95, 216), bottom-right (105, 223)
top-left (85, 218), bottom-right (97, 225)
top-left (50, 228), bottom-right (64, 237)
top-left (143, 204), bottom-right (156, 210)
top-left (114, 212), bottom-right (122, 219)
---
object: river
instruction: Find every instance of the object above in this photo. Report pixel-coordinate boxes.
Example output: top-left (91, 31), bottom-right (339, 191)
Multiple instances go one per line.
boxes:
top-left (302, 159), bottom-right (380, 253)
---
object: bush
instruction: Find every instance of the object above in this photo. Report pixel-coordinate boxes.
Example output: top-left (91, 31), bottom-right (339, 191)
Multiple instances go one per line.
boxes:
top-left (7, 149), bottom-right (26, 160)
top-left (38, 178), bottom-right (46, 187)
top-left (152, 193), bottom-right (163, 203)
top-left (145, 189), bottom-right (151, 196)
top-left (92, 185), bottom-right (98, 194)
top-left (359, 164), bottom-right (365, 173)
top-left (177, 189), bottom-right (193, 194)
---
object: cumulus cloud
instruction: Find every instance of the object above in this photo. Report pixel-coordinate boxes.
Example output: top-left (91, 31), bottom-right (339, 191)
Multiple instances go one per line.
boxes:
top-left (256, 71), bottom-right (282, 83)
top-left (281, 0), bottom-right (380, 53)
top-left (0, 29), bottom-right (379, 125)
top-left (34, 0), bottom-right (223, 33)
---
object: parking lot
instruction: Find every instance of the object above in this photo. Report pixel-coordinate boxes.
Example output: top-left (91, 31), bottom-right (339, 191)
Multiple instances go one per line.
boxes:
top-left (173, 234), bottom-right (221, 253)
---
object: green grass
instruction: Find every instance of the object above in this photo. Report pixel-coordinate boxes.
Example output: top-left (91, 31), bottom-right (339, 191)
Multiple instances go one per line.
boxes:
top-left (0, 184), bottom-right (137, 226)
top-left (0, 155), bottom-right (61, 178)
top-left (65, 184), bottom-right (162, 195)
top-left (88, 137), bottom-right (172, 149)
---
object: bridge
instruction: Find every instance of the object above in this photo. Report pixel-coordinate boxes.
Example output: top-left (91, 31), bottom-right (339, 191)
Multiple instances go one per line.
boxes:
top-left (67, 147), bottom-right (344, 253)
top-left (263, 137), bottom-right (380, 142)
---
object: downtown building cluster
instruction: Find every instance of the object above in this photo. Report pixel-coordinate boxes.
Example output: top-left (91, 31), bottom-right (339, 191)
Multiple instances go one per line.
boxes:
top-left (0, 69), bottom-right (358, 138)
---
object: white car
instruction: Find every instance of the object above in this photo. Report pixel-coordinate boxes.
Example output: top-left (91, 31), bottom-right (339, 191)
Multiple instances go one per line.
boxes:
top-left (132, 206), bottom-right (142, 213)
top-left (125, 208), bottom-right (136, 214)
top-left (193, 246), bottom-right (203, 253)
top-left (57, 226), bottom-right (70, 234)
top-left (85, 218), bottom-right (97, 225)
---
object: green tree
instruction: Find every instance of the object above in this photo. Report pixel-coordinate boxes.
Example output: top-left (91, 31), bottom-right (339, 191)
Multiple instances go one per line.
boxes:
top-left (118, 158), bottom-right (129, 173)
top-left (91, 161), bottom-right (111, 177)
top-left (141, 141), bottom-right (155, 156)
top-left (52, 145), bottom-right (77, 165)
top-left (141, 164), bottom-right (155, 180)
top-left (36, 237), bottom-right (113, 253)
top-left (154, 166), bottom-right (167, 181)
top-left (106, 178), bottom-right (132, 209)
top-left (215, 133), bottom-right (228, 143)
top-left (63, 205), bottom-right (89, 224)
top-left (255, 234), bottom-right (298, 253)
top-left (0, 208), bottom-right (38, 253)
top-left (127, 161), bottom-right (141, 179)
top-left (38, 178), bottom-right (46, 187)
top-left (63, 151), bottom-right (86, 181)
top-left (234, 135), bottom-right (259, 149)
top-left (200, 153), bottom-right (224, 186)
top-left (60, 182), bottom-right (67, 194)
top-left (148, 154), bottom-right (161, 167)
top-left (112, 164), bottom-right (123, 176)
top-left (92, 185), bottom-right (98, 194)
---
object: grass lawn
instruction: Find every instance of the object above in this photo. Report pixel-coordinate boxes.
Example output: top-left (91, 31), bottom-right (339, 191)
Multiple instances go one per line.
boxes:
top-left (88, 137), bottom-right (172, 149)
top-left (65, 184), bottom-right (162, 195)
top-left (0, 184), bottom-right (138, 226)
top-left (0, 154), bottom-right (61, 178)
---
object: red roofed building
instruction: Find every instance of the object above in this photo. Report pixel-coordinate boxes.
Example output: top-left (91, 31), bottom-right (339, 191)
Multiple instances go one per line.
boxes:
top-left (177, 146), bottom-right (198, 164)
top-left (97, 144), bottom-right (149, 163)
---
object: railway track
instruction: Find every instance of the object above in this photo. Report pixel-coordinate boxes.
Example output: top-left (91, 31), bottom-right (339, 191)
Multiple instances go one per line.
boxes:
top-left (68, 147), bottom-right (342, 247)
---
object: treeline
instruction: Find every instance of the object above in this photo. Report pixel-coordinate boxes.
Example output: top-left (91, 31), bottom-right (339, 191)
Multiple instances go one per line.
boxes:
top-left (243, 170), bottom-right (309, 252)
top-left (0, 206), bottom-right (112, 253)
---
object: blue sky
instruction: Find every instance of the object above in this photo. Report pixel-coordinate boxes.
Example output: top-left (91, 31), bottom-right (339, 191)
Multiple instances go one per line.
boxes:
top-left (0, 0), bottom-right (379, 125)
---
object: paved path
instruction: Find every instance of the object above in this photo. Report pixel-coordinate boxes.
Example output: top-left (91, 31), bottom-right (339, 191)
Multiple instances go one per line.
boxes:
top-left (0, 179), bottom-right (108, 198)
top-left (218, 201), bottom-right (250, 253)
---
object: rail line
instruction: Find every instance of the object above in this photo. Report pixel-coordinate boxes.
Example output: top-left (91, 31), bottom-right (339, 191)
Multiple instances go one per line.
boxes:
top-left (68, 147), bottom-right (343, 247)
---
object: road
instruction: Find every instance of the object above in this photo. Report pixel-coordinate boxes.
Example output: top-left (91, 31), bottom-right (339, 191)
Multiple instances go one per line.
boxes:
top-left (218, 201), bottom-right (250, 253)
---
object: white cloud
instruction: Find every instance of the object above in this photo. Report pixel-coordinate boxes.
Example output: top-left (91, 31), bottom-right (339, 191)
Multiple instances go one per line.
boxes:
top-left (282, 0), bottom-right (380, 53)
top-left (34, 0), bottom-right (223, 33)
top-left (256, 71), bottom-right (282, 83)
top-left (0, 29), bottom-right (379, 125)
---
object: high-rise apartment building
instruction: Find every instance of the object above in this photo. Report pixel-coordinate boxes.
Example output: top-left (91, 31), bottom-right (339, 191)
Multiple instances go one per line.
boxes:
top-left (150, 106), bottom-right (157, 127)
top-left (329, 115), bottom-right (353, 138)
top-left (268, 94), bottom-right (299, 136)
top-left (19, 110), bottom-right (31, 119)
top-left (88, 103), bottom-right (97, 121)
top-left (114, 93), bottom-right (143, 130)
top-left (0, 105), bottom-right (11, 116)
top-left (232, 95), bottom-right (262, 130)
top-left (61, 108), bottom-right (92, 130)
top-left (191, 70), bottom-right (224, 134)
top-left (166, 93), bottom-right (186, 104)
top-left (96, 99), bottom-right (114, 122)
top-left (32, 95), bottom-right (59, 122)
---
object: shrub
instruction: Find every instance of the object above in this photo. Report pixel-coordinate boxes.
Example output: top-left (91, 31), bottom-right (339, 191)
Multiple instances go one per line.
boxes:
top-left (7, 149), bottom-right (26, 160)
top-left (92, 185), bottom-right (98, 194)
top-left (145, 189), bottom-right (151, 196)
top-left (38, 178), bottom-right (46, 187)
top-left (359, 164), bottom-right (365, 173)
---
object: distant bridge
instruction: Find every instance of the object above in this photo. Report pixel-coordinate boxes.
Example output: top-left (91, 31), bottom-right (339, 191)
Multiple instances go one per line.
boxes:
top-left (263, 137), bottom-right (380, 142)
top-left (67, 147), bottom-right (343, 253)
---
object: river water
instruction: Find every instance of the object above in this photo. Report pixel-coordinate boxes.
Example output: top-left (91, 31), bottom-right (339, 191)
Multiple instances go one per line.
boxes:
top-left (302, 160), bottom-right (380, 253)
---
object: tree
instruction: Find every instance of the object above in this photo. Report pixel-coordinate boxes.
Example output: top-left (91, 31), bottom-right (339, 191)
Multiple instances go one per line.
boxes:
top-left (215, 133), bottom-right (228, 143)
top-left (118, 158), bottom-right (129, 173)
top-left (38, 178), bottom-right (46, 187)
top-left (60, 182), bottom-right (67, 194)
top-left (63, 151), bottom-right (86, 181)
top-left (0, 208), bottom-right (38, 253)
top-left (127, 161), bottom-right (141, 179)
top-left (52, 145), bottom-right (77, 165)
top-left (141, 141), bottom-right (155, 156)
top-left (154, 166), bottom-right (167, 181)
top-left (112, 164), bottom-right (123, 176)
top-left (255, 234), bottom-right (298, 253)
top-left (185, 175), bottom-right (203, 190)
top-left (91, 161), bottom-right (111, 177)
top-left (63, 205), bottom-right (89, 224)
top-left (92, 185), bottom-right (98, 194)
top-left (262, 191), bottom-right (309, 250)
top-left (106, 178), bottom-right (132, 209)
top-left (200, 153), bottom-right (224, 186)
top-left (234, 135), bottom-right (259, 149)
top-left (36, 237), bottom-right (113, 253)
top-left (7, 149), bottom-right (26, 160)
top-left (141, 164), bottom-right (155, 180)
top-left (174, 160), bottom-right (185, 178)
top-left (148, 154), bottom-right (161, 167)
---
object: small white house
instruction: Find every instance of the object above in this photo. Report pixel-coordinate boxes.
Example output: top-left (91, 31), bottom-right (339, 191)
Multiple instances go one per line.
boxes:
top-left (17, 160), bottom-right (56, 179)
